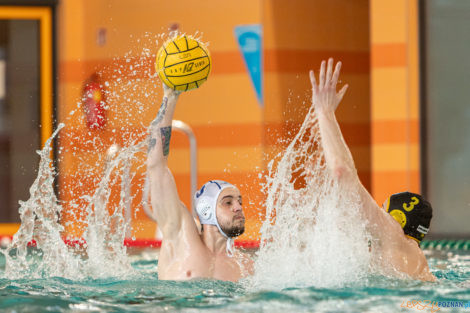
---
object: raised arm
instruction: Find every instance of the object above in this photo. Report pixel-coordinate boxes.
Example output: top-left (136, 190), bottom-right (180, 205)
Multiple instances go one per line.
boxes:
top-left (310, 59), bottom-right (435, 281)
top-left (310, 59), bottom-right (351, 179)
top-left (147, 85), bottom-right (194, 239)
top-left (310, 59), bottom-right (400, 233)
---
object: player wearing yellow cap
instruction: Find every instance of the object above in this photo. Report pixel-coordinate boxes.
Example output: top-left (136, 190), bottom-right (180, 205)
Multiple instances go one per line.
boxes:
top-left (383, 191), bottom-right (433, 245)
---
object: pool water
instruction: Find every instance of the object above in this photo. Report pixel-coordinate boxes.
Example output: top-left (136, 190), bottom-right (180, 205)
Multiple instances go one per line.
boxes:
top-left (1, 52), bottom-right (469, 311)
top-left (1, 248), bottom-right (469, 313)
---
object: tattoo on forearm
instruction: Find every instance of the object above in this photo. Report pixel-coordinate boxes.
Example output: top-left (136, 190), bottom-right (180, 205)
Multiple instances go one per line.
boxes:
top-left (160, 126), bottom-right (172, 156)
top-left (147, 137), bottom-right (157, 153)
top-left (147, 97), bottom-right (169, 154)
top-left (151, 97), bottom-right (169, 128)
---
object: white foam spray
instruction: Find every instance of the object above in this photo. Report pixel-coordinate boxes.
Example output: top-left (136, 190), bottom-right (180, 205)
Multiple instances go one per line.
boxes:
top-left (248, 104), bottom-right (371, 289)
top-left (0, 32), bottom-right (168, 280)
top-left (0, 124), bottom-right (149, 280)
top-left (1, 124), bottom-right (83, 279)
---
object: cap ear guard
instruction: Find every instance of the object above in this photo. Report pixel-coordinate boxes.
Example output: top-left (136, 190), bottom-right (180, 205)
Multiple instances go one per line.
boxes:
top-left (193, 180), bottom-right (236, 235)
top-left (196, 197), bottom-right (213, 223)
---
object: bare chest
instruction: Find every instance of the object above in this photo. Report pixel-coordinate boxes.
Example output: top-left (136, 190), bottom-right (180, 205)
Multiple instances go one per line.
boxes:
top-left (158, 245), bottom-right (245, 281)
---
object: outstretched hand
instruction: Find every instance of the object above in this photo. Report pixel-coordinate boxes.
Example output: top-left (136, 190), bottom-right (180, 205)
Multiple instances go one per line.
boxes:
top-left (309, 58), bottom-right (348, 114)
top-left (162, 82), bottom-right (181, 99)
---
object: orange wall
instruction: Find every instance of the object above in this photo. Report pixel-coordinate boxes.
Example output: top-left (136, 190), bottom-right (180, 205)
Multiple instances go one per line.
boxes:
top-left (370, 0), bottom-right (421, 203)
top-left (57, 0), bottom-right (263, 240)
top-left (263, 0), bottom-right (371, 189)
top-left (55, 0), bottom-right (421, 241)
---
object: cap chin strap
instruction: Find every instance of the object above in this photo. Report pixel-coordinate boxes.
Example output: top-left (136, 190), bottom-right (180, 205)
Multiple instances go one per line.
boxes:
top-left (214, 221), bottom-right (234, 257)
top-left (406, 235), bottom-right (421, 244)
top-left (195, 181), bottom-right (238, 257)
top-left (226, 238), bottom-right (234, 257)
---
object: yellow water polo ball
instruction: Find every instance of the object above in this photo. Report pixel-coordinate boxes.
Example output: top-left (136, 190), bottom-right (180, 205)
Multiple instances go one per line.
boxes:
top-left (156, 35), bottom-right (211, 92)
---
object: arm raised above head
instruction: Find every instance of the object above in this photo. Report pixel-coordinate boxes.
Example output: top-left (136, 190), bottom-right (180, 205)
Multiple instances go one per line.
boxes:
top-left (147, 85), bottom-right (179, 168)
top-left (310, 59), bottom-right (395, 233)
top-left (310, 58), bottom-right (352, 180)
top-left (310, 60), bottom-right (435, 281)
top-left (309, 59), bottom-right (398, 240)
top-left (147, 84), bottom-right (195, 239)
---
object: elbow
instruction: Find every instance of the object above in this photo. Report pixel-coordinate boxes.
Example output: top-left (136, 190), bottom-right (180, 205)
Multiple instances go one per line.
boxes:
top-left (147, 152), bottom-right (166, 170)
top-left (330, 162), bottom-right (355, 180)
top-left (332, 165), bottom-right (348, 179)
top-left (147, 157), bottom-right (160, 169)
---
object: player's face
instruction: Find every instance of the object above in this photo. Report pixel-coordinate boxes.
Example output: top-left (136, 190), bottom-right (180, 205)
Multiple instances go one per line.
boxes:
top-left (216, 187), bottom-right (245, 238)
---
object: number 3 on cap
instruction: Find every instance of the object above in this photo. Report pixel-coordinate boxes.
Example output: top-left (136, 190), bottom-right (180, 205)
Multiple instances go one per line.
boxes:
top-left (403, 196), bottom-right (419, 212)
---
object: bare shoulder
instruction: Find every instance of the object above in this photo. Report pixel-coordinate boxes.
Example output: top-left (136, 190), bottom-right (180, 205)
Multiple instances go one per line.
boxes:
top-left (403, 238), bottom-right (436, 282)
top-left (355, 186), bottom-right (435, 281)
top-left (373, 235), bottom-right (435, 281)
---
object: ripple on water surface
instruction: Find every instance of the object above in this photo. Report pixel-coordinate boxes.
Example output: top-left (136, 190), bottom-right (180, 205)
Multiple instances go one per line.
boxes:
top-left (1, 249), bottom-right (470, 313)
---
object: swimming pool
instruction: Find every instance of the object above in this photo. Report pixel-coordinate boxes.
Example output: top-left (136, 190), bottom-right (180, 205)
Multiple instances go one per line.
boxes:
top-left (1, 74), bottom-right (469, 312)
top-left (1, 247), bottom-right (469, 313)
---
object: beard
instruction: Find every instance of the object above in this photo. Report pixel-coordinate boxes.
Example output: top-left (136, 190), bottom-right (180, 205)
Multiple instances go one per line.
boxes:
top-left (220, 218), bottom-right (245, 238)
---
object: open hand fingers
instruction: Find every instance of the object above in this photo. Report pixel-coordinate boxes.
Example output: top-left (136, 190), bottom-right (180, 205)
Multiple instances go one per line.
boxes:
top-left (309, 70), bottom-right (318, 96)
top-left (336, 84), bottom-right (348, 103)
top-left (309, 70), bottom-right (316, 86)
top-left (326, 58), bottom-right (333, 86)
top-left (331, 61), bottom-right (342, 87)
top-left (319, 60), bottom-right (326, 89)
top-left (162, 82), bottom-right (181, 97)
top-left (313, 59), bottom-right (347, 110)
top-left (162, 82), bottom-right (171, 92)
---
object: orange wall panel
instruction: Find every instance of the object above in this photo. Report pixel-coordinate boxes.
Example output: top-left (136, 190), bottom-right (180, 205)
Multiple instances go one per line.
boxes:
top-left (263, 0), bottom-right (371, 189)
top-left (370, 0), bottom-right (421, 201)
top-left (55, 0), bottom-right (423, 242)
top-left (57, 0), bottom-right (264, 240)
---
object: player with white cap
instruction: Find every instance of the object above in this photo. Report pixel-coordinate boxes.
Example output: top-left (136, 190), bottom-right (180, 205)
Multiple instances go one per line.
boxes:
top-left (146, 84), bottom-right (252, 282)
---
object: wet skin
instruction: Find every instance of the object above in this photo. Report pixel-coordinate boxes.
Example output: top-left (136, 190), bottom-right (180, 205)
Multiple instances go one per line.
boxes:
top-left (157, 187), bottom-right (253, 281)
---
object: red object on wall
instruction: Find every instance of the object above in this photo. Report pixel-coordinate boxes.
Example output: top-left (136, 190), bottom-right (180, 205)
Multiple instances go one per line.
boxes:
top-left (82, 74), bottom-right (106, 130)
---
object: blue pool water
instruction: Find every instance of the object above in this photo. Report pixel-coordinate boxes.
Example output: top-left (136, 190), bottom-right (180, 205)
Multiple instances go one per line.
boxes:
top-left (1, 248), bottom-right (469, 313)
top-left (1, 79), bottom-right (469, 311)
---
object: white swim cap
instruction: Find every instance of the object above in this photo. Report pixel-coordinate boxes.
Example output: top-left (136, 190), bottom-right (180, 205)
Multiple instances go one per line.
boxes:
top-left (194, 180), bottom-right (237, 256)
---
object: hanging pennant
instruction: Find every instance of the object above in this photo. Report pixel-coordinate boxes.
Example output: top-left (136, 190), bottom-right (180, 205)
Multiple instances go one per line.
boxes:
top-left (234, 24), bottom-right (263, 106)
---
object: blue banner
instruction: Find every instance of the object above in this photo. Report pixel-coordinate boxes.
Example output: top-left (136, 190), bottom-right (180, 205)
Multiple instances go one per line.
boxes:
top-left (234, 25), bottom-right (263, 105)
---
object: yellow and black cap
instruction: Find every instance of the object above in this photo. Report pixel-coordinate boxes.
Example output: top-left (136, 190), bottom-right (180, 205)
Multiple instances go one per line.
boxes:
top-left (383, 192), bottom-right (433, 243)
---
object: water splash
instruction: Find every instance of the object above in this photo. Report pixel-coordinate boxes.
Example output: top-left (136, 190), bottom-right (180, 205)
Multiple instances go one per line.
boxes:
top-left (0, 32), bottom-right (171, 280)
top-left (248, 104), bottom-right (371, 289)
top-left (0, 123), bottom-right (149, 280)
top-left (80, 139), bottom-right (147, 278)
top-left (1, 124), bottom-right (79, 279)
